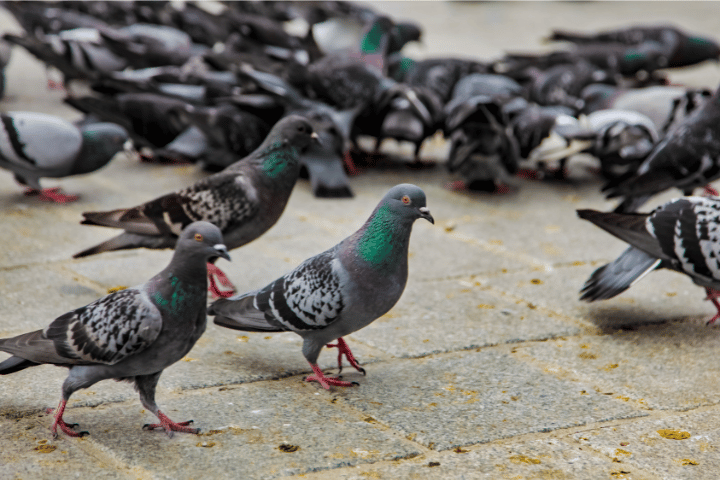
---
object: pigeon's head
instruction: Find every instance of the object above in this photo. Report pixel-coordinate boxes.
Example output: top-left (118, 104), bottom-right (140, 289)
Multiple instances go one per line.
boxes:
top-left (74, 123), bottom-right (130, 174)
top-left (271, 115), bottom-right (319, 153)
top-left (176, 221), bottom-right (231, 263)
top-left (382, 184), bottom-right (434, 225)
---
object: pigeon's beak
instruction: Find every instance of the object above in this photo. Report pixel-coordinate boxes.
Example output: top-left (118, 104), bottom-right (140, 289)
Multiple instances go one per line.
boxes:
top-left (213, 244), bottom-right (231, 262)
top-left (418, 206), bottom-right (434, 224)
top-left (310, 131), bottom-right (321, 145)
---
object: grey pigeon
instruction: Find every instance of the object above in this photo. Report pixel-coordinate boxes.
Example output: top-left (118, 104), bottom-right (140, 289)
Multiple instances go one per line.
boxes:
top-left (578, 197), bottom-right (720, 324)
top-left (209, 184), bottom-right (434, 389)
top-left (73, 115), bottom-right (317, 297)
top-left (604, 84), bottom-right (720, 213)
top-left (0, 112), bottom-right (128, 202)
top-left (0, 221), bottom-right (231, 437)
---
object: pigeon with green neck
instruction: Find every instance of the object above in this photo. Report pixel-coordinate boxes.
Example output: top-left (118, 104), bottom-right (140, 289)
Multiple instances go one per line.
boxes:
top-left (0, 221), bottom-right (230, 438)
top-left (209, 184), bottom-right (434, 389)
top-left (0, 112), bottom-right (128, 202)
top-left (74, 115), bottom-right (318, 298)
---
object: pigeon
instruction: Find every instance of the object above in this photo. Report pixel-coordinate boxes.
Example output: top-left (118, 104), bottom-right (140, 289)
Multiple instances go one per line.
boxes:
top-left (547, 24), bottom-right (720, 69)
top-left (0, 112), bottom-right (128, 202)
top-left (604, 84), bottom-right (720, 213)
top-left (209, 184), bottom-right (433, 389)
top-left (578, 196), bottom-right (720, 324)
top-left (0, 221), bottom-right (231, 438)
top-left (73, 115), bottom-right (318, 297)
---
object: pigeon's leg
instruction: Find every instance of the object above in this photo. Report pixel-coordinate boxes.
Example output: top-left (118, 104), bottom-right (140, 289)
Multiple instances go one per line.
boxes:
top-left (704, 288), bottom-right (720, 325)
top-left (305, 363), bottom-right (359, 389)
top-left (48, 399), bottom-right (88, 438)
top-left (343, 150), bottom-right (361, 176)
top-left (326, 337), bottom-right (366, 375)
top-left (24, 187), bottom-right (79, 203)
top-left (207, 262), bottom-right (235, 298)
top-left (137, 373), bottom-right (199, 437)
top-left (445, 180), bottom-right (467, 191)
top-left (702, 184), bottom-right (719, 197)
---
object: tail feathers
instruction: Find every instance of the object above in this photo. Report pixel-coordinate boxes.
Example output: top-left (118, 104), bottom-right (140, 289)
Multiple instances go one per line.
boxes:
top-left (73, 231), bottom-right (174, 258)
top-left (577, 209), bottom-right (665, 260)
top-left (209, 294), bottom-right (284, 333)
top-left (81, 208), bottom-right (161, 235)
top-left (580, 246), bottom-right (662, 301)
top-left (301, 156), bottom-right (353, 198)
top-left (0, 356), bottom-right (39, 375)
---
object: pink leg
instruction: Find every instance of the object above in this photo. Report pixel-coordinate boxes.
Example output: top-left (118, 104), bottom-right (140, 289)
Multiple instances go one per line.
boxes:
top-left (705, 288), bottom-right (720, 325)
top-left (207, 263), bottom-right (235, 298)
top-left (343, 151), bottom-right (361, 176)
top-left (304, 363), bottom-right (359, 389)
top-left (445, 180), bottom-right (467, 191)
top-left (702, 184), bottom-right (719, 197)
top-left (516, 168), bottom-right (540, 180)
top-left (48, 400), bottom-right (88, 438)
top-left (142, 410), bottom-right (198, 437)
top-left (24, 187), bottom-right (79, 203)
top-left (326, 337), bottom-right (366, 375)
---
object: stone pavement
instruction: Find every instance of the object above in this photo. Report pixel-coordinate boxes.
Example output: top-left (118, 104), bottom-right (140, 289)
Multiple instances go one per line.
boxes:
top-left (1, 2), bottom-right (720, 479)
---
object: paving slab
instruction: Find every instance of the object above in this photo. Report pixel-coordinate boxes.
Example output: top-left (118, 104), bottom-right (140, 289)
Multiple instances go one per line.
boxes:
top-left (511, 322), bottom-right (720, 411)
top-left (334, 348), bottom-right (644, 451)
top-left (349, 277), bottom-right (585, 359)
top-left (297, 436), bottom-right (658, 480)
top-left (572, 408), bottom-right (720, 480)
top-left (59, 379), bottom-right (423, 480)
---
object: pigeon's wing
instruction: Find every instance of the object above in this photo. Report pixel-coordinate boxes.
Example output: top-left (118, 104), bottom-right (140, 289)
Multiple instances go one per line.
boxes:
top-left (43, 288), bottom-right (162, 365)
top-left (82, 170), bottom-right (260, 236)
top-left (0, 112), bottom-right (82, 170)
top-left (255, 249), bottom-right (344, 332)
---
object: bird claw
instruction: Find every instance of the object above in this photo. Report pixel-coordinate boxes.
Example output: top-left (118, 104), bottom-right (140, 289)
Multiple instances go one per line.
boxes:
top-left (326, 338), bottom-right (365, 375)
top-left (24, 187), bottom-right (79, 203)
top-left (144, 413), bottom-right (198, 436)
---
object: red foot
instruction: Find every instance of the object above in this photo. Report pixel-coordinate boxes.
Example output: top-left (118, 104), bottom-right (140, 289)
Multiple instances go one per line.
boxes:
top-left (48, 401), bottom-right (88, 438)
top-left (705, 288), bottom-right (720, 325)
top-left (445, 180), bottom-right (467, 191)
top-left (326, 337), bottom-right (366, 375)
top-left (47, 79), bottom-right (65, 91)
top-left (24, 187), bottom-right (79, 203)
top-left (702, 184), bottom-right (719, 197)
top-left (143, 410), bottom-right (199, 437)
top-left (208, 263), bottom-right (235, 298)
top-left (517, 168), bottom-right (540, 180)
top-left (304, 363), bottom-right (359, 389)
top-left (343, 151), bottom-right (362, 176)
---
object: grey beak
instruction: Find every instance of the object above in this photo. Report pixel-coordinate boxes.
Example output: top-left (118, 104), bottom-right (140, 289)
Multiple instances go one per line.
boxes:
top-left (418, 206), bottom-right (434, 224)
top-left (214, 244), bottom-right (231, 261)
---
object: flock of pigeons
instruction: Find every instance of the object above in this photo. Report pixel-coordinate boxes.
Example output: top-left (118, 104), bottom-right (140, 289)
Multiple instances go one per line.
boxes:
top-left (1, 1), bottom-right (720, 439)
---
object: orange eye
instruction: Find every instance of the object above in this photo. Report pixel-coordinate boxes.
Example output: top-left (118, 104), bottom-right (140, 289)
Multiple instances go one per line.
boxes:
top-left (401, 195), bottom-right (411, 204)
top-left (194, 233), bottom-right (203, 242)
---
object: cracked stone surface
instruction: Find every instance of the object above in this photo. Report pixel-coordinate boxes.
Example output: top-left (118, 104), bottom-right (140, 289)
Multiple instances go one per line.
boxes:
top-left (2, 2), bottom-right (720, 479)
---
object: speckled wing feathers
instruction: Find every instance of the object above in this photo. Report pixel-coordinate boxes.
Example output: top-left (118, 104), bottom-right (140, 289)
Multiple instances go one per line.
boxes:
top-left (255, 249), bottom-right (344, 331)
top-left (43, 288), bottom-right (162, 365)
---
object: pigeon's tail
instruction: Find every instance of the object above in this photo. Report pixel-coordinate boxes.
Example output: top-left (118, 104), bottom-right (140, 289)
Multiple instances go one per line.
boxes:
top-left (576, 209), bottom-right (666, 259)
top-left (209, 294), bottom-right (284, 333)
top-left (580, 246), bottom-right (662, 301)
top-left (545, 29), bottom-right (593, 44)
top-left (73, 231), bottom-right (174, 258)
top-left (0, 356), bottom-right (39, 375)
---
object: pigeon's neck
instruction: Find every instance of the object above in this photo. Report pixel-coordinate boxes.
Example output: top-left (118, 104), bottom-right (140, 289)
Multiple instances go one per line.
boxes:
top-left (354, 204), bottom-right (410, 269)
top-left (258, 141), bottom-right (300, 180)
top-left (151, 268), bottom-right (206, 317)
top-left (70, 131), bottom-right (118, 175)
top-left (360, 20), bottom-right (388, 55)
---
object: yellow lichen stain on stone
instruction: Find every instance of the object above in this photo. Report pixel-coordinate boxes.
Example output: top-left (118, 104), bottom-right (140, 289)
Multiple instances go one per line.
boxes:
top-left (657, 429), bottom-right (691, 440)
top-left (601, 363), bottom-right (619, 371)
top-left (196, 441), bottom-right (216, 448)
top-left (610, 470), bottom-right (631, 478)
top-left (579, 352), bottom-right (597, 360)
top-left (579, 343), bottom-right (590, 349)
top-left (489, 239), bottom-right (503, 246)
top-left (572, 261), bottom-right (586, 266)
top-left (237, 336), bottom-right (249, 342)
top-left (428, 402), bottom-right (437, 407)
top-left (509, 454), bottom-right (541, 464)
top-left (665, 292), bottom-right (677, 297)
top-left (679, 459), bottom-right (698, 466)
top-left (460, 289), bottom-right (471, 294)
top-left (34, 444), bottom-right (56, 454)
top-left (476, 304), bottom-right (495, 309)
top-left (182, 357), bottom-right (196, 362)
top-left (454, 447), bottom-right (469, 454)
top-left (363, 417), bottom-right (378, 424)
top-left (541, 243), bottom-right (563, 256)
top-left (545, 225), bottom-right (561, 232)
top-left (699, 442), bottom-right (713, 452)
top-left (615, 449), bottom-right (631, 456)
top-left (107, 285), bottom-right (128, 294)
top-left (278, 444), bottom-right (300, 453)
top-left (530, 278), bottom-right (543, 285)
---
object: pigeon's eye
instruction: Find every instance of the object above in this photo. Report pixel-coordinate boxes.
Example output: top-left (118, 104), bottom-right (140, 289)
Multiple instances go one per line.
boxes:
top-left (194, 233), bottom-right (203, 242)
top-left (297, 125), bottom-right (306, 133)
top-left (401, 195), bottom-right (411, 205)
